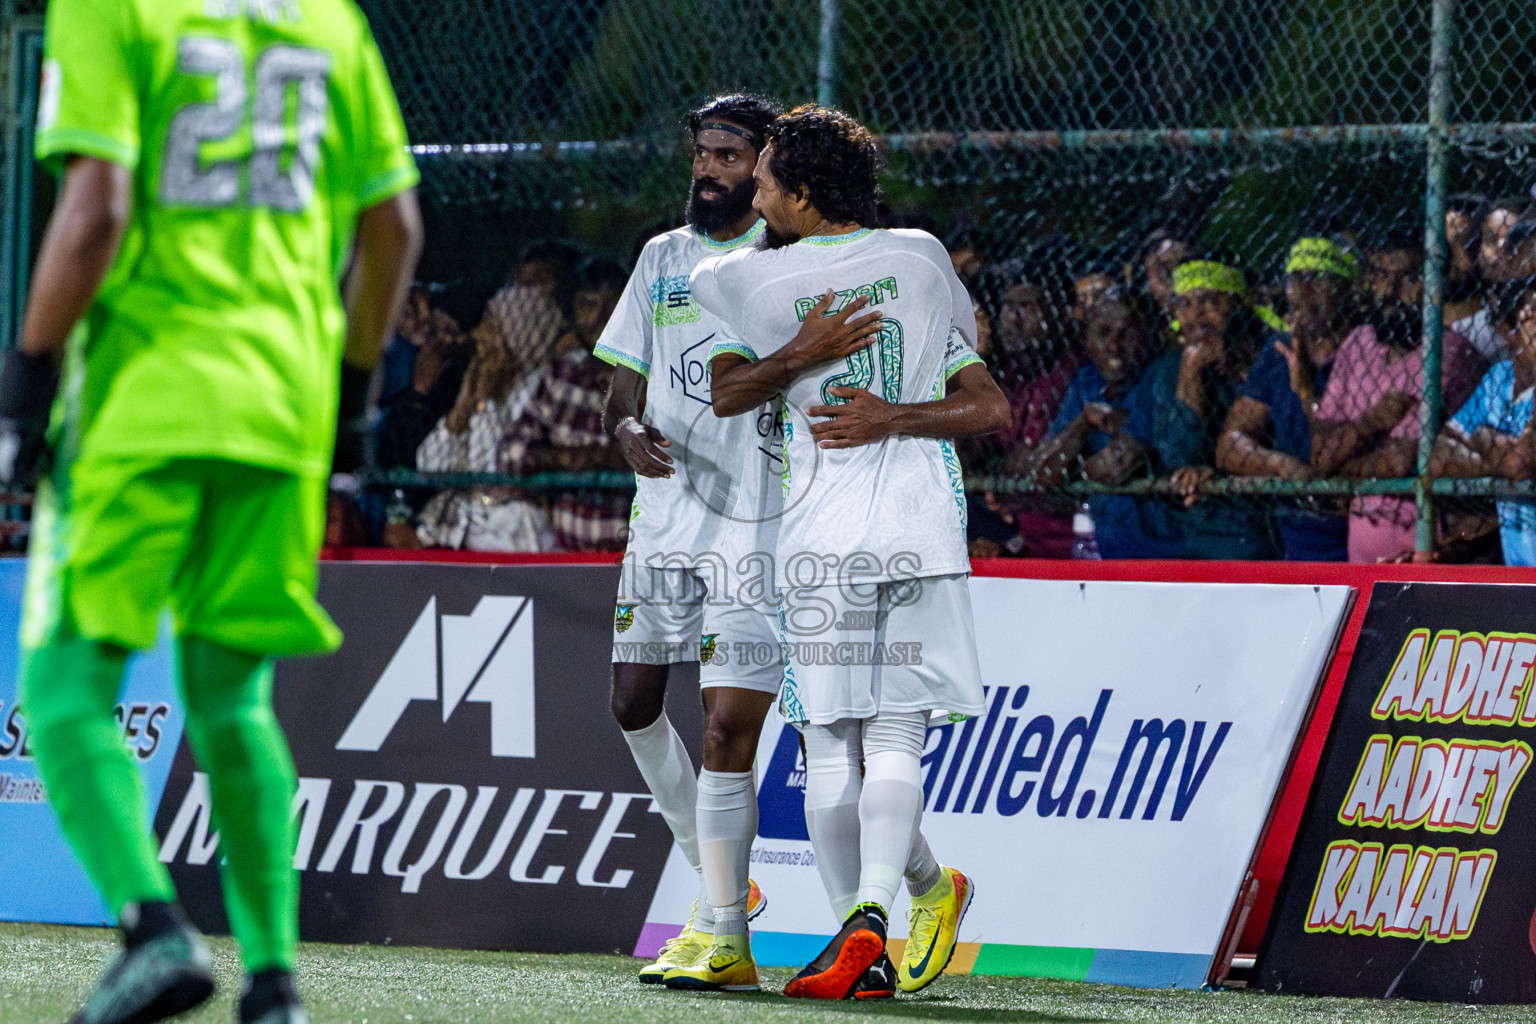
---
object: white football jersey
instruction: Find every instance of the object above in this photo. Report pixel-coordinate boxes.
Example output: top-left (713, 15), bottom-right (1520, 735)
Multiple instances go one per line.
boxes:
top-left (691, 227), bottom-right (982, 587)
top-left (594, 221), bottom-right (781, 578)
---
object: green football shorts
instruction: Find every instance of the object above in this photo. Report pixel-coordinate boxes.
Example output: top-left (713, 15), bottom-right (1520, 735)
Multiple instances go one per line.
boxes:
top-left (22, 456), bottom-right (342, 656)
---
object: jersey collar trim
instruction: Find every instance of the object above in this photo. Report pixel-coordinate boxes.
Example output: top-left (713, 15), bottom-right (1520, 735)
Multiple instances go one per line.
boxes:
top-left (800, 227), bottom-right (873, 247)
top-left (697, 220), bottom-right (765, 251)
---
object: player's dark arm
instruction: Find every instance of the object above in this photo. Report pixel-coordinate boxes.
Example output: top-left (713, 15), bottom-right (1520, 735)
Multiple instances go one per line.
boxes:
top-left (709, 290), bottom-right (882, 417)
top-left (0, 157), bottom-right (131, 421)
top-left (604, 364), bottom-right (674, 478)
top-left (806, 363), bottom-right (1010, 449)
top-left (22, 157), bottom-right (131, 359)
top-left (344, 190), bottom-right (423, 370)
top-left (340, 190), bottom-right (424, 423)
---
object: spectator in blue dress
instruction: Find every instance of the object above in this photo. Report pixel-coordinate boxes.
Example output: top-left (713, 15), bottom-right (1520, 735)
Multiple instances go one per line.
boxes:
top-left (1214, 237), bottom-right (1371, 560)
top-left (1021, 292), bottom-right (1172, 557)
top-left (1432, 277), bottom-right (1536, 566)
top-left (1124, 254), bottom-right (1280, 559)
top-left (1025, 292), bottom-right (1154, 486)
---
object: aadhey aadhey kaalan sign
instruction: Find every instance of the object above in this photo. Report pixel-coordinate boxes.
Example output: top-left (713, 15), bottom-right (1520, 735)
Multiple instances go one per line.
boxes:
top-left (1263, 582), bottom-right (1536, 1003)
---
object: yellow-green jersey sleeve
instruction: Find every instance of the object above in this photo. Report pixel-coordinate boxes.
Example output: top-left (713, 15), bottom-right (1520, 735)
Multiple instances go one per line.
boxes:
top-left (349, 23), bottom-right (418, 207)
top-left (35, 0), bottom-right (141, 172)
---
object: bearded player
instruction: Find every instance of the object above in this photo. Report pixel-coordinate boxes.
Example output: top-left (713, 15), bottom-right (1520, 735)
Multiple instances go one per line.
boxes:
top-left (693, 106), bottom-right (1010, 999)
top-left (7, 2), bottom-right (421, 1022)
top-left (598, 93), bottom-right (888, 989)
top-left (597, 93), bottom-right (781, 987)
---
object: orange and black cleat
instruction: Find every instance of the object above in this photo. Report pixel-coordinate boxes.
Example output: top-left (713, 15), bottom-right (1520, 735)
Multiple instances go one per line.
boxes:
top-left (784, 903), bottom-right (889, 1000)
top-left (849, 952), bottom-right (897, 1000)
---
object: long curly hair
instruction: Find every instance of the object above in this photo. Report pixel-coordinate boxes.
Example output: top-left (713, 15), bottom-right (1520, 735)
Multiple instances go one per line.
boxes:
top-left (764, 105), bottom-right (882, 226)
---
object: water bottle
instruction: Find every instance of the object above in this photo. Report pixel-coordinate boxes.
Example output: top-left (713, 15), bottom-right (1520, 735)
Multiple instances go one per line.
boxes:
top-left (1071, 502), bottom-right (1102, 560)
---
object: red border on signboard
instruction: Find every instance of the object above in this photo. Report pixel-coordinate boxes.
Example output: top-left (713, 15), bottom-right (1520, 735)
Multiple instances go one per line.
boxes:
top-left (320, 548), bottom-right (1536, 954)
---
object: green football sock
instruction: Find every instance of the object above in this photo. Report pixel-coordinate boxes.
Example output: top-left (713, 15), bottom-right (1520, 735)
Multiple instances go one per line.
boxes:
top-left (20, 639), bottom-right (177, 914)
top-left (177, 637), bottom-right (299, 973)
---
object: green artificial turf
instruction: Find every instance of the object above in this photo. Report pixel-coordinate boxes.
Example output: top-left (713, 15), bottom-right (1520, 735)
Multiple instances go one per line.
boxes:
top-left (2, 922), bottom-right (1534, 1024)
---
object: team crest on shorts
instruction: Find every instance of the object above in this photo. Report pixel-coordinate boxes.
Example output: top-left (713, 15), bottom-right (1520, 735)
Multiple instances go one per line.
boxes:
top-left (699, 633), bottom-right (720, 664)
top-left (615, 604), bottom-right (637, 633)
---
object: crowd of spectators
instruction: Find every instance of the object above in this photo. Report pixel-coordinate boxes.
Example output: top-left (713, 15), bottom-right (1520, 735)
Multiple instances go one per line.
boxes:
top-left (333, 193), bottom-right (1536, 565)
top-left (960, 194), bottom-right (1536, 565)
top-left (331, 242), bottom-right (632, 553)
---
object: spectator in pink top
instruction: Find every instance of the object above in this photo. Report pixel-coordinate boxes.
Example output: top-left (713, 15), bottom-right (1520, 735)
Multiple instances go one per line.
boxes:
top-left (1313, 235), bottom-right (1487, 562)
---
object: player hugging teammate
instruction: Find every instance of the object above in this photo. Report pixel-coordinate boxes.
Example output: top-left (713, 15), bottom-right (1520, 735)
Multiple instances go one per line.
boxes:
top-left (603, 100), bottom-right (1011, 1000)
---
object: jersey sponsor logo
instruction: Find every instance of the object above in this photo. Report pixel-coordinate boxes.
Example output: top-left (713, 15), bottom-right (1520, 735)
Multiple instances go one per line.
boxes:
top-left (615, 603), bottom-right (637, 633)
top-left (670, 336), bottom-right (714, 406)
top-left (337, 596), bottom-right (535, 759)
top-left (651, 276), bottom-right (699, 327)
top-left (36, 59), bottom-right (61, 134)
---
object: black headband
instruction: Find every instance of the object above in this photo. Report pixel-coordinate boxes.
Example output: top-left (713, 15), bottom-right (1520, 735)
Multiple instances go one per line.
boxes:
top-left (698, 121), bottom-right (761, 149)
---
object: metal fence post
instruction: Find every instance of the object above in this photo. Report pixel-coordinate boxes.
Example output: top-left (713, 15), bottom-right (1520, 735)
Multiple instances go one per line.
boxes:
top-left (1417, 0), bottom-right (1457, 557)
top-left (817, 0), bottom-right (841, 108)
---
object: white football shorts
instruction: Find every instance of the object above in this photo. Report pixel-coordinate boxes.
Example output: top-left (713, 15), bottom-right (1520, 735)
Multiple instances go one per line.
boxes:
top-left (611, 566), bottom-right (782, 694)
top-left (776, 572), bottom-right (987, 726)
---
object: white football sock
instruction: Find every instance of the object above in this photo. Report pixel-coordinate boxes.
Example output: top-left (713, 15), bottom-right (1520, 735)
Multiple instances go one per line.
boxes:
top-left (856, 712), bottom-right (928, 912)
top-left (697, 769), bottom-right (756, 939)
top-left (801, 720), bottom-right (864, 923)
top-left (622, 714), bottom-right (714, 930)
top-left (905, 831), bottom-right (943, 899)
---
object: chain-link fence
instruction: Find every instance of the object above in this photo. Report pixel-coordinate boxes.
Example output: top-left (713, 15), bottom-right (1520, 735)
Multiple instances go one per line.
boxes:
top-left (5, 1), bottom-right (1536, 561)
top-left (356, 0), bottom-right (1536, 562)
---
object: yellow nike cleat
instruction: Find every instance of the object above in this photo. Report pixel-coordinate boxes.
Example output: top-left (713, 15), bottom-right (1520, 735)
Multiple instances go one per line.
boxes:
top-left (898, 866), bottom-right (974, 993)
top-left (662, 932), bottom-right (760, 992)
top-left (746, 878), bottom-right (767, 922)
top-left (638, 906), bottom-right (711, 984)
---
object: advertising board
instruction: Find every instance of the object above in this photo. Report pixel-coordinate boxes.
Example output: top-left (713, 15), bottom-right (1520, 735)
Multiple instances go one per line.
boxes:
top-left (641, 577), bottom-right (1351, 987)
top-left (157, 563), bottom-right (698, 953)
top-left (1262, 582), bottom-right (1536, 1003)
top-left (0, 560), bottom-right (183, 927)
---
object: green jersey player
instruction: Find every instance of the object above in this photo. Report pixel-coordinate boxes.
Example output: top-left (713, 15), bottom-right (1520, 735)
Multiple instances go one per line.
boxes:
top-left (4, 1), bottom-right (422, 1022)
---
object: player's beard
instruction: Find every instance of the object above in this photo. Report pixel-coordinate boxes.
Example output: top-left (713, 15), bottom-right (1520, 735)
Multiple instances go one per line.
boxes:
top-left (686, 176), bottom-right (756, 236)
top-left (759, 222), bottom-right (802, 249)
